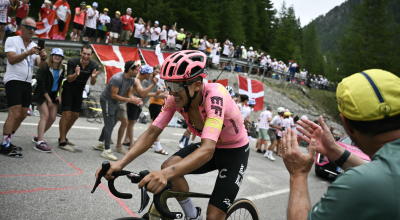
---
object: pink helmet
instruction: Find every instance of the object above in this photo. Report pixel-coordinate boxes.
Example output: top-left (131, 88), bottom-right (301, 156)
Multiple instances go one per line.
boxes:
top-left (160, 50), bottom-right (208, 81)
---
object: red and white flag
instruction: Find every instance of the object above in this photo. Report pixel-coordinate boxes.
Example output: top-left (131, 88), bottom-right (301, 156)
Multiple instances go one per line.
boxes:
top-left (92, 45), bottom-right (141, 84)
top-left (238, 75), bottom-right (264, 111)
top-left (35, 2), bottom-right (71, 39)
top-left (140, 49), bottom-right (173, 67)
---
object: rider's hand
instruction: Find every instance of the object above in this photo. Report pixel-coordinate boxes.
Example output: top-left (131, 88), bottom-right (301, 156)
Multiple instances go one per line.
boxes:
top-left (138, 170), bottom-right (168, 195)
top-left (282, 127), bottom-right (316, 177)
top-left (297, 116), bottom-right (344, 161)
top-left (95, 161), bottom-right (123, 181)
top-left (28, 46), bottom-right (40, 56)
top-left (75, 65), bottom-right (80, 75)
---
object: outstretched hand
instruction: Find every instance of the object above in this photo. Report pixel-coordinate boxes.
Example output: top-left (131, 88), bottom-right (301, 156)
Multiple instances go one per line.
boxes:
top-left (282, 127), bottom-right (316, 176)
top-left (92, 69), bottom-right (99, 78)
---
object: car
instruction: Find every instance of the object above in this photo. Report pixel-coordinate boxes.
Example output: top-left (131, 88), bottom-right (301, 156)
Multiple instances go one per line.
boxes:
top-left (314, 135), bottom-right (371, 178)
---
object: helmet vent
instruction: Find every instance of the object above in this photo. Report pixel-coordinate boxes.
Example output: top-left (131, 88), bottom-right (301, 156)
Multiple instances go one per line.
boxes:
top-left (173, 55), bottom-right (183, 63)
top-left (189, 56), bottom-right (203, 62)
top-left (168, 66), bottom-right (175, 77)
top-left (190, 66), bottom-right (202, 76)
top-left (177, 61), bottom-right (189, 76)
top-left (163, 62), bottom-right (170, 77)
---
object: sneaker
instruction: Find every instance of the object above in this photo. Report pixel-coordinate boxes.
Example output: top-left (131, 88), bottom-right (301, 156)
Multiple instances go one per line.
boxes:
top-left (10, 143), bottom-right (22, 151)
top-left (93, 142), bottom-right (105, 151)
top-left (110, 140), bottom-right (115, 144)
top-left (179, 142), bottom-right (184, 149)
top-left (34, 142), bottom-right (52, 153)
top-left (101, 149), bottom-right (117, 161)
top-left (268, 154), bottom-right (276, 161)
top-left (186, 207), bottom-right (203, 220)
top-left (0, 148), bottom-right (23, 158)
top-left (58, 142), bottom-right (75, 152)
top-left (256, 149), bottom-right (262, 153)
top-left (114, 146), bottom-right (128, 155)
top-left (59, 138), bottom-right (76, 146)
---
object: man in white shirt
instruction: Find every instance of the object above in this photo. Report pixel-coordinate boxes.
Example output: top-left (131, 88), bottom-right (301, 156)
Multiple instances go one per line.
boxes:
top-left (150, 21), bottom-right (161, 48)
top-left (264, 107), bottom-right (285, 161)
top-left (167, 25), bottom-right (178, 49)
top-left (247, 46), bottom-right (255, 62)
top-left (271, 58), bottom-right (278, 70)
top-left (222, 39), bottom-right (230, 57)
top-left (237, 95), bottom-right (251, 130)
top-left (256, 106), bottom-right (273, 154)
top-left (198, 35), bottom-right (207, 53)
top-left (1, 18), bottom-right (47, 157)
top-left (300, 69), bottom-right (307, 78)
top-left (84, 2), bottom-right (99, 42)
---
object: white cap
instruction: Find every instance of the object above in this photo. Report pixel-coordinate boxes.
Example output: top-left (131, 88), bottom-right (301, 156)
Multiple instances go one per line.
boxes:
top-left (92, 2), bottom-right (98, 7)
top-left (240, 46), bottom-right (244, 49)
top-left (44, 0), bottom-right (51, 3)
top-left (301, 115), bottom-right (308, 120)
top-left (154, 21), bottom-right (159, 25)
top-left (267, 55), bottom-right (270, 58)
top-left (260, 53), bottom-right (264, 55)
top-left (127, 8), bottom-right (132, 12)
top-left (249, 46), bottom-right (253, 50)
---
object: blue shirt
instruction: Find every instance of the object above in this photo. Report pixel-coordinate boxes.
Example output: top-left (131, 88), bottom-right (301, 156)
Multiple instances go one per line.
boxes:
top-left (51, 69), bottom-right (60, 92)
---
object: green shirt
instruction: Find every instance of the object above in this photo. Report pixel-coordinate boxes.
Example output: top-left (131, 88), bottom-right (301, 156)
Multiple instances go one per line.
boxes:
top-left (308, 138), bottom-right (400, 220)
top-left (177, 33), bottom-right (186, 41)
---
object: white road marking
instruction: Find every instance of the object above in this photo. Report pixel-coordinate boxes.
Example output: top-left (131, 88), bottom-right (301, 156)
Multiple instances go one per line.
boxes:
top-left (172, 133), bottom-right (183, 136)
top-left (0, 121), bottom-right (99, 130)
top-left (247, 176), bottom-right (265, 186)
top-left (246, 188), bottom-right (290, 201)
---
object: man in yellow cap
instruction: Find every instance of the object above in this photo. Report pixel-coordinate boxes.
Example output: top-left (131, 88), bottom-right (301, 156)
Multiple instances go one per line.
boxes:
top-left (109, 11), bottom-right (122, 44)
top-left (281, 69), bottom-right (400, 220)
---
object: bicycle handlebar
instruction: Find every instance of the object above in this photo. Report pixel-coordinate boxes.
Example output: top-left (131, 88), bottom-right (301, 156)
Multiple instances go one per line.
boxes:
top-left (91, 161), bottom-right (183, 219)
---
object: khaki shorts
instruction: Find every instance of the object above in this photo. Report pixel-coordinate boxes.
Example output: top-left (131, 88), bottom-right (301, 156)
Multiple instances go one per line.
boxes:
top-left (258, 128), bottom-right (270, 141)
top-left (119, 29), bottom-right (131, 41)
top-left (118, 103), bottom-right (127, 119)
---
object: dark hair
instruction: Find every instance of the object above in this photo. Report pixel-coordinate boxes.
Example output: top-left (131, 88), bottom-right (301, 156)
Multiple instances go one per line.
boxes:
top-left (124, 60), bottom-right (137, 72)
top-left (240, 94), bottom-right (249, 102)
top-left (81, 44), bottom-right (93, 54)
top-left (294, 115), bottom-right (299, 123)
top-left (346, 114), bottom-right (400, 136)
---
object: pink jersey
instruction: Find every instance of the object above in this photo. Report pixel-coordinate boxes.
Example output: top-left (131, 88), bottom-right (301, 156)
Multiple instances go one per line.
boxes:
top-left (153, 83), bottom-right (248, 149)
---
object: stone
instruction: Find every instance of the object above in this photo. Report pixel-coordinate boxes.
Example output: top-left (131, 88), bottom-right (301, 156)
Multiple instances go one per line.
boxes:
top-left (0, 66), bottom-right (5, 72)
top-left (3, 57), bottom-right (7, 65)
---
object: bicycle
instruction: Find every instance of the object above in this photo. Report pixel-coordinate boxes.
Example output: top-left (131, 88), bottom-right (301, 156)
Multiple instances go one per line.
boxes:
top-left (92, 161), bottom-right (260, 220)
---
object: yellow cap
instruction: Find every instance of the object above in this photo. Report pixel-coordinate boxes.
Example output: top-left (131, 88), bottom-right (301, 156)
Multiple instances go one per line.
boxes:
top-left (103, 8), bottom-right (109, 12)
top-left (115, 11), bottom-right (121, 15)
top-left (86, 5), bottom-right (91, 8)
top-left (284, 111), bottom-right (291, 117)
top-left (337, 69), bottom-right (400, 121)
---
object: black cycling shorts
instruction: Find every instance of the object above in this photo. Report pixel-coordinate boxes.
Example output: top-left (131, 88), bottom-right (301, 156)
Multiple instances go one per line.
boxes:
top-left (149, 104), bottom-right (162, 120)
top-left (97, 30), bottom-right (106, 40)
top-left (72, 22), bottom-right (84, 31)
top-left (5, 80), bottom-right (31, 108)
top-left (61, 87), bottom-right (82, 112)
top-left (127, 102), bottom-right (142, 121)
top-left (173, 142), bottom-right (250, 213)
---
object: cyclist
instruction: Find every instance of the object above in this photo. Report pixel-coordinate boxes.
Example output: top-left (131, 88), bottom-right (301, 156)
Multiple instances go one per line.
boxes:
top-left (96, 50), bottom-right (249, 220)
top-left (58, 44), bottom-right (99, 151)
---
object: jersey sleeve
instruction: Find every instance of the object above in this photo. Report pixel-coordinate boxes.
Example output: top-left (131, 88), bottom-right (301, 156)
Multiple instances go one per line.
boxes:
top-left (152, 95), bottom-right (176, 130)
top-left (201, 84), bottom-right (227, 142)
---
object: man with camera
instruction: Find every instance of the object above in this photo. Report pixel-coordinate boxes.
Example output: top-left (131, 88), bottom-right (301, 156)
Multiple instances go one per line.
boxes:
top-left (1, 17), bottom-right (47, 157)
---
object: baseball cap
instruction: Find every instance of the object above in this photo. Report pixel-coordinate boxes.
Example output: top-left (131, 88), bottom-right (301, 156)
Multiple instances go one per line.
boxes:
top-left (140, 65), bottom-right (153, 74)
top-left (277, 107), bottom-right (285, 113)
top-left (86, 5), bottom-right (91, 8)
top-left (154, 21), bottom-right (159, 25)
top-left (249, 46), bottom-right (253, 50)
top-left (44, 0), bottom-right (51, 4)
top-left (290, 111), bottom-right (294, 115)
top-left (115, 11), bottom-right (121, 15)
top-left (127, 8), bottom-right (132, 12)
top-left (337, 69), bottom-right (400, 121)
top-left (103, 8), bottom-right (109, 12)
top-left (92, 2), bottom-right (98, 7)
top-left (248, 99), bottom-right (256, 106)
top-left (80, 1), bottom-right (86, 6)
top-left (284, 112), bottom-right (291, 117)
top-left (240, 46), bottom-right (244, 49)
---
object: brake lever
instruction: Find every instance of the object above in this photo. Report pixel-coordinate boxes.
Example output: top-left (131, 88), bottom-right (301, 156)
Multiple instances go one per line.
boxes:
top-left (138, 170), bottom-right (150, 213)
top-left (91, 161), bottom-right (110, 193)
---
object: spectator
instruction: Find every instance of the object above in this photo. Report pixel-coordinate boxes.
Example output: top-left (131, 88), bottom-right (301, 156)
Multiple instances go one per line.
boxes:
top-left (140, 20), bottom-right (151, 47)
top-left (32, 48), bottom-right (65, 153)
top-left (222, 39), bottom-right (230, 57)
top-left (167, 25), bottom-right (178, 49)
top-left (175, 28), bottom-right (185, 50)
top-left (234, 45), bottom-right (241, 59)
top-left (1, 17), bottom-right (47, 157)
top-left (181, 31), bottom-right (192, 50)
top-left (197, 35), bottom-right (207, 53)
top-left (16, 0), bottom-right (29, 31)
top-left (229, 42), bottom-right (234, 58)
top-left (247, 47), bottom-right (255, 62)
top-left (300, 69), bottom-right (307, 78)
top-left (241, 46), bottom-right (247, 61)
top-left (92, 61), bottom-right (142, 160)
top-left (71, 1), bottom-right (86, 42)
top-left (0, 0), bottom-right (13, 45)
top-left (96, 8), bottom-right (110, 43)
top-left (191, 33), bottom-right (200, 50)
top-left (330, 126), bottom-right (343, 138)
top-left (109, 11), bottom-right (122, 44)
top-left (256, 106), bottom-right (272, 154)
top-left (205, 38), bottom-right (212, 56)
top-left (150, 21), bottom-right (161, 48)
top-left (289, 63), bottom-right (296, 83)
top-left (58, 44), bottom-right (99, 152)
top-left (119, 8), bottom-right (134, 45)
top-left (159, 25), bottom-right (167, 48)
top-left (265, 107), bottom-right (285, 161)
top-left (133, 17), bottom-right (144, 47)
top-left (237, 95), bottom-right (251, 131)
top-left (271, 58), bottom-right (278, 70)
top-left (84, 2), bottom-right (98, 42)
top-left (54, 0), bottom-right (70, 38)
top-left (39, 0), bottom-right (52, 22)
top-left (284, 69), bottom-right (400, 220)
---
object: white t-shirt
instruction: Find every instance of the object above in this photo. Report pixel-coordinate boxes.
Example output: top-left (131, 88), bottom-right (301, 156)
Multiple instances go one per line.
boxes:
top-left (247, 51), bottom-right (255, 61)
top-left (278, 118), bottom-right (292, 137)
top-left (300, 71), bottom-right (307, 77)
top-left (271, 61), bottom-right (278, 69)
top-left (0, 0), bottom-right (10, 23)
top-left (86, 8), bottom-right (99, 29)
top-left (160, 29), bottom-right (167, 41)
top-left (211, 43), bottom-right (218, 55)
top-left (141, 26), bottom-right (151, 36)
top-left (237, 103), bottom-right (251, 122)
top-left (222, 43), bottom-right (230, 56)
top-left (258, 110), bottom-right (272, 129)
top-left (167, 29), bottom-right (178, 44)
top-left (134, 23), bottom-right (144, 38)
top-left (151, 27), bottom-right (161, 41)
top-left (98, 14), bottom-right (110, 26)
top-left (260, 57), bottom-right (267, 65)
top-left (198, 39), bottom-right (206, 50)
top-left (4, 36), bottom-right (39, 84)
top-left (269, 115), bottom-right (282, 131)
top-left (56, 4), bottom-right (70, 21)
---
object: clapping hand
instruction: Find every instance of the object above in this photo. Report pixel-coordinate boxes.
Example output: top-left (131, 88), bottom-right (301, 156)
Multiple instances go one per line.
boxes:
top-left (128, 97), bottom-right (143, 106)
top-left (75, 65), bottom-right (80, 75)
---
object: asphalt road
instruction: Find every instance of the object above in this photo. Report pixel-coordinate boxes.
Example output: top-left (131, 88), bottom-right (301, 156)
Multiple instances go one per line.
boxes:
top-left (0, 112), bottom-right (335, 220)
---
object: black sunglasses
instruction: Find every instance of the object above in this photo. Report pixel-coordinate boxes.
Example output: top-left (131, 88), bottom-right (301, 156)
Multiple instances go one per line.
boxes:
top-left (23, 25), bottom-right (37, 31)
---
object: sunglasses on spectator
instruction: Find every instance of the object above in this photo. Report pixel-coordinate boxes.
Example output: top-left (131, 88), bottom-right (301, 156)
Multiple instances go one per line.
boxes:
top-left (130, 61), bottom-right (141, 70)
top-left (165, 81), bottom-right (198, 93)
top-left (22, 25), bottom-right (37, 31)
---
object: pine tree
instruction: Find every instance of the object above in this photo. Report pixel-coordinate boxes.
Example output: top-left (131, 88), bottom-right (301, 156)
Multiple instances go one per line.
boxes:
top-left (255, 0), bottom-right (276, 52)
top-left (242, 0), bottom-right (261, 49)
top-left (303, 21), bottom-right (325, 75)
top-left (336, 0), bottom-right (397, 76)
top-left (217, 0), bottom-right (245, 46)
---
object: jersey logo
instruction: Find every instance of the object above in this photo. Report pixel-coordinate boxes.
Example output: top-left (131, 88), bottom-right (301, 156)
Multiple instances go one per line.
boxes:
top-left (211, 96), bottom-right (223, 106)
top-left (229, 119), bottom-right (239, 134)
top-left (211, 105), bottom-right (222, 117)
top-left (205, 91), bottom-right (209, 98)
top-left (219, 169), bottom-right (227, 178)
top-left (223, 198), bottom-right (232, 208)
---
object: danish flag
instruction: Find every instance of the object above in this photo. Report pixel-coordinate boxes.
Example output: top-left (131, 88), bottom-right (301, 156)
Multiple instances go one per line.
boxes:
top-left (238, 75), bottom-right (264, 111)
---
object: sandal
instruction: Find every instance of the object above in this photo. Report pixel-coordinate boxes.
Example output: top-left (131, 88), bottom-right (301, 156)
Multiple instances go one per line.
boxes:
top-left (122, 142), bottom-right (130, 146)
top-left (155, 149), bottom-right (169, 155)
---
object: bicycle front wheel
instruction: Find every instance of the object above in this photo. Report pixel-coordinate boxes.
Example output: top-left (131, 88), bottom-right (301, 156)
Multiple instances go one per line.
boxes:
top-left (226, 198), bottom-right (260, 220)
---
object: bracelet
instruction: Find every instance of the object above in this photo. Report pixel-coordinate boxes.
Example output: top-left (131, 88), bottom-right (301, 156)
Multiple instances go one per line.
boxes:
top-left (334, 149), bottom-right (351, 167)
top-left (41, 57), bottom-right (47, 61)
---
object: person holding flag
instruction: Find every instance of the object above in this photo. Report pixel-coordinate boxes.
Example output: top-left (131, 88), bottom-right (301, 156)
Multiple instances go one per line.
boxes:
top-left (54, 0), bottom-right (71, 39)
